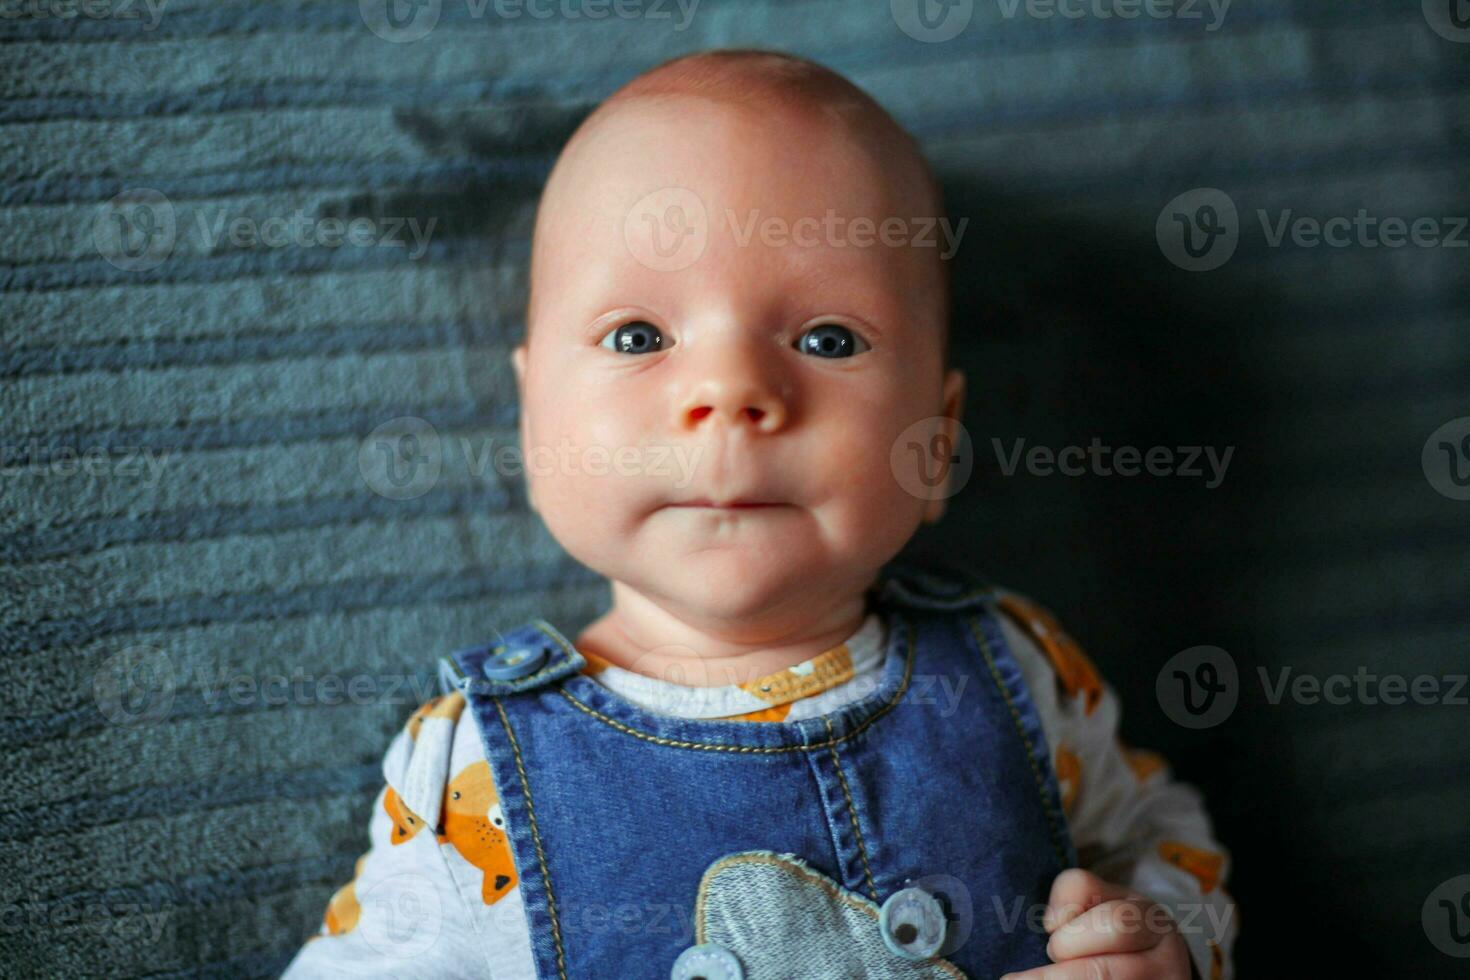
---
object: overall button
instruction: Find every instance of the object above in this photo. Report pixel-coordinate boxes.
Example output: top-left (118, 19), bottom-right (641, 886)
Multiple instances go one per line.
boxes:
top-left (879, 885), bottom-right (948, 961)
top-left (670, 942), bottom-right (743, 980)
top-left (481, 643), bottom-right (549, 680)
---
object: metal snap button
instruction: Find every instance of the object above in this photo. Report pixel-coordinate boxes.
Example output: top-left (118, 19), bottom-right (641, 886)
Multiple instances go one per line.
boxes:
top-left (481, 643), bottom-right (549, 680)
top-left (670, 942), bottom-right (744, 980)
top-left (879, 885), bottom-right (948, 961)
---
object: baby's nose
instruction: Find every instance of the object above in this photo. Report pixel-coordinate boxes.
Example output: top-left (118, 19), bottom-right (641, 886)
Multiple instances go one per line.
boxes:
top-left (679, 382), bottom-right (788, 434)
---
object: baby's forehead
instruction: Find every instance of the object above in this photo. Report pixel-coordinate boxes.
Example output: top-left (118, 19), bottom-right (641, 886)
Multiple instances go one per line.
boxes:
top-left (533, 95), bottom-right (938, 268)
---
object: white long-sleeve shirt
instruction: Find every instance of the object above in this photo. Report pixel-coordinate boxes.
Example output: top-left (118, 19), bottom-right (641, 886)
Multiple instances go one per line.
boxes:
top-left (282, 590), bottom-right (1237, 979)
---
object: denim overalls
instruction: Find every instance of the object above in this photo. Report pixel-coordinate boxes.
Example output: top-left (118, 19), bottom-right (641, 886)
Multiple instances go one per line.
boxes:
top-left (438, 563), bottom-right (1075, 979)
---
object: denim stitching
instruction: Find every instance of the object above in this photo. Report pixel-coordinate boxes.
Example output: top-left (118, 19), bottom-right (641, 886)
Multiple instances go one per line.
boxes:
top-left (966, 614), bottom-right (1070, 871)
top-left (823, 715), bottom-right (880, 902)
top-left (492, 696), bottom-right (568, 980)
top-left (553, 619), bottom-right (917, 753)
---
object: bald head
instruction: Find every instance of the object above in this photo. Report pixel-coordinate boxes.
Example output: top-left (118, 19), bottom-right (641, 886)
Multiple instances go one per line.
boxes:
top-left (525, 49), bottom-right (952, 356)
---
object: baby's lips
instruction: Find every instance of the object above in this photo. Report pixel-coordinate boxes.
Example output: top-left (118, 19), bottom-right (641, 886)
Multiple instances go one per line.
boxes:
top-left (666, 497), bottom-right (786, 509)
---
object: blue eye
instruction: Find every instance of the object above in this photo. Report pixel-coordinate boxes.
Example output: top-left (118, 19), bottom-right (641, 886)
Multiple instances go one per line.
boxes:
top-left (599, 320), bottom-right (666, 354)
top-left (796, 323), bottom-right (869, 358)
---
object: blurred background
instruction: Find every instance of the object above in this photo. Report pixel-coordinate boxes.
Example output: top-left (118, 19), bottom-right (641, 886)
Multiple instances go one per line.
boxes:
top-left (2, 0), bottom-right (1468, 976)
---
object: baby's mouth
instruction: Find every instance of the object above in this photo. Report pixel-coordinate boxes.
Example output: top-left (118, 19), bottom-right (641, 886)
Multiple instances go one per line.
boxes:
top-left (666, 499), bottom-right (785, 510)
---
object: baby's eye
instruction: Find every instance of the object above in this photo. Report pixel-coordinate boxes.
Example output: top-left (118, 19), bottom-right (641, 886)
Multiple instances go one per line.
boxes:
top-left (599, 320), bottom-right (666, 354)
top-left (795, 323), bottom-right (870, 359)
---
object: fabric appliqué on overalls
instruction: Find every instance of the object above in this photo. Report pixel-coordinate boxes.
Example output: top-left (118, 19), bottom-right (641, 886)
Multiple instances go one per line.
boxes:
top-left (692, 851), bottom-right (966, 980)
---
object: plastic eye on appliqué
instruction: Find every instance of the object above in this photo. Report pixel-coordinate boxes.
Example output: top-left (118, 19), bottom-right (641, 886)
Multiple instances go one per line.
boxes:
top-left (880, 886), bottom-right (948, 960)
top-left (879, 874), bottom-right (973, 960)
top-left (670, 941), bottom-right (743, 980)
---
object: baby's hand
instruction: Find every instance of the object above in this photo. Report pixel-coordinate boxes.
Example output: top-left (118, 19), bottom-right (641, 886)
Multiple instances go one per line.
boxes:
top-left (1001, 869), bottom-right (1195, 980)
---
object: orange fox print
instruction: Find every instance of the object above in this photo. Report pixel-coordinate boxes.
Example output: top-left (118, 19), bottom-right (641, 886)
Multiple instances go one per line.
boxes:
top-left (403, 692), bottom-right (467, 742)
top-left (996, 594), bottom-right (1104, 714)
top-left (441, 761), bottom-right (519, 904)
top-left (383, 786), bottom-right (430, 844)
top-left (382, 764), bottom-right (518, 904)
top-left (1054, 743), bottom-right (1082, 815)
top-left (1122, 745), bottom-right (1167, 783)
top-left (323, 855), bottom-right (367, 936)
top-left (1158, 840), bottom-right (1224, 894)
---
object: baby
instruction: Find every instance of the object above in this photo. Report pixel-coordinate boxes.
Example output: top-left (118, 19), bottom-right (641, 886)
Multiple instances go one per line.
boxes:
top-left (285, 49), bottom-right (1236, 980)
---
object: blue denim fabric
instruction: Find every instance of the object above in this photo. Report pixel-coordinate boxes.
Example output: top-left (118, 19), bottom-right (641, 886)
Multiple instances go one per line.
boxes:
top-left (441, 563), bottom-right (1075, 979)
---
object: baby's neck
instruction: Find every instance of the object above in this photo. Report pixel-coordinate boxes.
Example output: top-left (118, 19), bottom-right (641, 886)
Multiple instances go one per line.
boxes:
top-left (574, 584), bottom-right (870, 688)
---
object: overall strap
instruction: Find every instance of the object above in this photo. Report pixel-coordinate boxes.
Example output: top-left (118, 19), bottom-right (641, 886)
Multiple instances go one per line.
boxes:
top-left (437, 619), bottom-right (587, 699)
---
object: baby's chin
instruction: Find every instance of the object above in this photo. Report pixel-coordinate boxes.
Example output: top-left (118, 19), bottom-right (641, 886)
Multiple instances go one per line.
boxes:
top-left (598, 522), bottom-right (856, 626)
top-left (637, 561), bottom-right (828, 629)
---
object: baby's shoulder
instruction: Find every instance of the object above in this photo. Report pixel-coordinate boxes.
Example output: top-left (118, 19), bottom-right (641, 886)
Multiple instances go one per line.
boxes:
top-left (380, 691), bottom-right (495, 840)
top-left (986, 586), bottom-right (1106, 718)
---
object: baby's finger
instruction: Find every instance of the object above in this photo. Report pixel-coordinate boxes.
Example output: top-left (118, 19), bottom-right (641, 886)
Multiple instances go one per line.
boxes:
top-left (1000, 952), bottom-right (1153, 980)
top-left (1044, 898), bottom-right (1168, 961)
top-left (1042, 868), bottom-right (1136, 933)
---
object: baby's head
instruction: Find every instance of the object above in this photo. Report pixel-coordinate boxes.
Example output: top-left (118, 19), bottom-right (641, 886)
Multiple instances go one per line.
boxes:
top-left (512, 49), bottom-right (965, 635)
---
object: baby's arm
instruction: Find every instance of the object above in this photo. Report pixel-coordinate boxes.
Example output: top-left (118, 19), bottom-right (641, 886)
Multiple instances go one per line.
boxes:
top-left (995, 593), bottom-right (1238, 980)
top-left (280, 701), bottom-right (495, 979)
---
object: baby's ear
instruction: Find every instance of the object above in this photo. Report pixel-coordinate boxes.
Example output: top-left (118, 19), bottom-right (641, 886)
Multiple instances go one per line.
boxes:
top-left (941, 367), bottom-right (965, 423)
top-left (922, 368), bottom-right (968, 525)
top-left (509, 344), bottom-right (537, 514)
top-left (511, 344), bottom-right (527, 389)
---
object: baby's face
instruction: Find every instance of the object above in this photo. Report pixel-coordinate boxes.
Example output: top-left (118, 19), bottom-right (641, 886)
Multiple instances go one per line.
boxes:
top-left (514, 97), bottom-right (963, 629)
